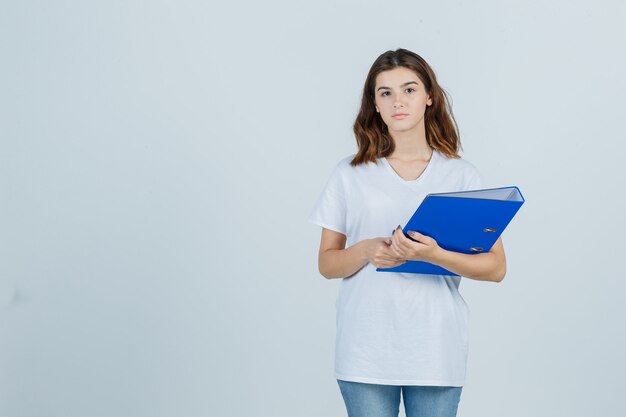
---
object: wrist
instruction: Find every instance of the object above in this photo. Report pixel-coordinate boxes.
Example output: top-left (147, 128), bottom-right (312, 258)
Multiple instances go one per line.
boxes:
top-left (428, 246), bottom-right (447, 265)
top-left (356, 239), bottom-right (372, 263)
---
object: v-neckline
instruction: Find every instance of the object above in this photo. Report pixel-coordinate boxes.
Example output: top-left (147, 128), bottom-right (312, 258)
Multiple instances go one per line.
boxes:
top-left (382, 149), bottom-right (438, 187)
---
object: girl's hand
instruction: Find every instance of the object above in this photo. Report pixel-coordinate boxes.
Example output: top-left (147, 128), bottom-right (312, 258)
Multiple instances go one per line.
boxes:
top-left (364, 238), bottom-right (408, 269)
top-left (389, 225), bottom-right (441, 263)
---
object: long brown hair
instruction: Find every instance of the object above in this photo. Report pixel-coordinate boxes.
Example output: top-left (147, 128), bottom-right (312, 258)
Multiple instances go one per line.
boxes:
top-left (350, 48), bottom-right (463, 166)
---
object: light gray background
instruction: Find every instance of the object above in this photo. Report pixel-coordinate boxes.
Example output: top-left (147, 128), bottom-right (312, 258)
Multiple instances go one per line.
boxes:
top-left (1, 1), bottom-right (625, 416)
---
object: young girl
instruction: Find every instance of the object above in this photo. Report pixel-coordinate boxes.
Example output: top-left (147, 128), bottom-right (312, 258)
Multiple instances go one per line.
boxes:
top-left (308, 48), bottom-right (506, 417)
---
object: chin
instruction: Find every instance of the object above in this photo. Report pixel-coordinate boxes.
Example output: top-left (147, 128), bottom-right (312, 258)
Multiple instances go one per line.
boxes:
top-left (389, 123), bottom-right (419, 133)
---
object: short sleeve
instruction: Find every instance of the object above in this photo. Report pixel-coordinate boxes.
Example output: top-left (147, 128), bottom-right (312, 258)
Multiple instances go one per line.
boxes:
top-left (307, 161), bottom-right (347, 235)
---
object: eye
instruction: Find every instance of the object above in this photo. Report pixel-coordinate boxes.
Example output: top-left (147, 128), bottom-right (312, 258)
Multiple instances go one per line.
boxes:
top-left (380, 88), bottom-right (415, 97)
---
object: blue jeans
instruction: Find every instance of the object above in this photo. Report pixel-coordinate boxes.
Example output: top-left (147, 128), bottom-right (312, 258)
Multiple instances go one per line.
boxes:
top-left (337, 379), bottom-right (463, 417)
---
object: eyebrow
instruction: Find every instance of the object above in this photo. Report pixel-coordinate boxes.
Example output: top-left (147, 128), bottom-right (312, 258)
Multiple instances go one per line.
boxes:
top-left (376, 81), bottom-right (418, 92)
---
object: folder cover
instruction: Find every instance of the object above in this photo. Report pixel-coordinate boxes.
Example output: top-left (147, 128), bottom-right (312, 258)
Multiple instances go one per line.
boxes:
top-left (376, 186), bottom-right (525, 276)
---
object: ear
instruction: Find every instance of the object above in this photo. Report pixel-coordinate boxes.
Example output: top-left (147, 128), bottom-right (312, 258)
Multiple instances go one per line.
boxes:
top-left (427, 95), bottom-right (432, 106)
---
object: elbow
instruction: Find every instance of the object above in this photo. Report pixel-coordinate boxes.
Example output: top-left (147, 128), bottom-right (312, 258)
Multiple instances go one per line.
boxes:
top-left (319, 264), bottom-right (343, 280)
top-left (493, 264), bottom-right (507, 283)
top-left (317, 256), bottom-right (327, 279)
top-left (318, 265), bottom-right (330, 279)
top-left (493, 272), bottom-right (505, 283)
top-left (318, 252), bottom-right (341, 279)
top-left (318, 261), bottom-right (334, 280)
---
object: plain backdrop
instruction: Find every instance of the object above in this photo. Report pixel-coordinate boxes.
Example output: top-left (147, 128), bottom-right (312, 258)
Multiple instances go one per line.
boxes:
top-left (1, 1), bottom-right (625, 416)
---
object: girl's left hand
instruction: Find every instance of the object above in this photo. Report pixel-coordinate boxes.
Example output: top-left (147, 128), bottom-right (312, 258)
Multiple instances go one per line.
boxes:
top-left (389, 225), bottom-right (442, 263)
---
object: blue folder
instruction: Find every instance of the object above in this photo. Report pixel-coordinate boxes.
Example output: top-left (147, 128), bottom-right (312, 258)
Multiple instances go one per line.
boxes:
top-left (376, 186), bottom-right (525, 276)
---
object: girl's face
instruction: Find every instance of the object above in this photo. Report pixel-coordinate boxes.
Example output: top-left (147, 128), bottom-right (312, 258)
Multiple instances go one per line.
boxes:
top-left (374, 67), bottom-right (432, 134)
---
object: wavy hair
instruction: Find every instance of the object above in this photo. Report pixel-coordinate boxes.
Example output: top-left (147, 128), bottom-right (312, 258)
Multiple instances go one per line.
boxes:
top-left (350, 48), bottom-right (463, 166)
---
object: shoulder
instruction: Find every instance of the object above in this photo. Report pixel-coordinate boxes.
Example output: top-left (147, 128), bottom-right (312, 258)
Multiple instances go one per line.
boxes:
top-left (436, 150), bottom-right (483, 189)
top-left (330, 153), bottom-right (358, 175)
top-left (436, 150), bottom-right (480, 176)
top-left (338, 153), bottom-right (357, 167)
top-left (336, 153), bottom-right (380, 179)
top-left (320, 154), bottom-right (357, 189)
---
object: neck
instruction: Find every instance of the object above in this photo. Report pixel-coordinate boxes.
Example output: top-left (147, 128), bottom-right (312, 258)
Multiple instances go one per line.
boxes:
top-left (387, 124), bottom-right (431, 161)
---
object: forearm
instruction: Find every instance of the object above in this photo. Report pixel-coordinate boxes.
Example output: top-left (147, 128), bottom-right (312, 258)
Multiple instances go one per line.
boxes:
top-left (319, 239), bottom-right (370, 279)
top-left (429, 247), bottom-right (505, 282)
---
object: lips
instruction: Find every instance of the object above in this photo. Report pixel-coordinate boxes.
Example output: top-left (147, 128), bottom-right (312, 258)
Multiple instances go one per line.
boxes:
top-left (392, 113), bottom-right (408, 119)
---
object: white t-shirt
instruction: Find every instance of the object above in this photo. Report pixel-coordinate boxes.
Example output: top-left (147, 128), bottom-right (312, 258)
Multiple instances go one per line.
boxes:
top-left (307, 148), bottom-right (483, 386)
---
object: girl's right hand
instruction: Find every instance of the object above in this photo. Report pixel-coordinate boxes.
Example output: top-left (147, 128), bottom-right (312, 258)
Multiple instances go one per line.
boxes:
top-left (365, 238), bottom-right (408, 269)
